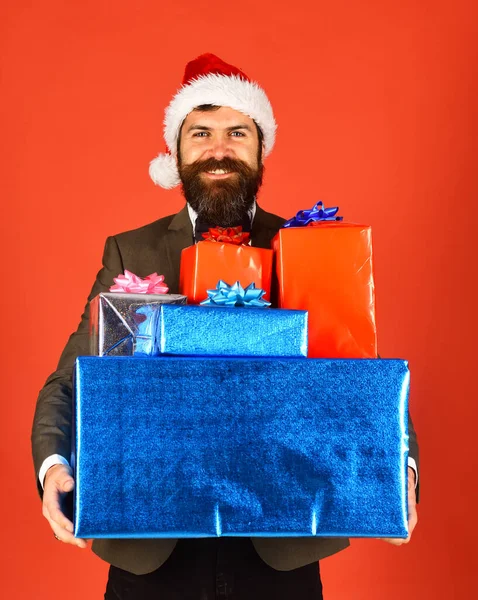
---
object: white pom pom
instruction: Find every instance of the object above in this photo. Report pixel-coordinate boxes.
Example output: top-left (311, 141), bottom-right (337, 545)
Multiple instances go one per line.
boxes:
top-left (149, 153), bottom-right (181, 189)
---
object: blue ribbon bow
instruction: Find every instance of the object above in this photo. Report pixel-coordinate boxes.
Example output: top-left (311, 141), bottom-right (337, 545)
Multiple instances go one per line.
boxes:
top-left (200, 281), bottom-right (271, 308)
top-left (282, 201), bottom-right (343, 228)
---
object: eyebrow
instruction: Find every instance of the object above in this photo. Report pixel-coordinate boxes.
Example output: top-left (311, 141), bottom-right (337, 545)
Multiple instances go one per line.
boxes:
top-left (186, 124), bottom-right (253, 133)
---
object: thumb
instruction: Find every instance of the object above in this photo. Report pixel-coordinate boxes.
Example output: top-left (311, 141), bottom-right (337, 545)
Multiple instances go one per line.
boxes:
top-left (61, 477), bottom-right (74, 493)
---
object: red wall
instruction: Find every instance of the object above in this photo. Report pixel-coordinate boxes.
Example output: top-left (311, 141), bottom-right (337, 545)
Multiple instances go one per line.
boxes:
top-left (2, 0), bottom-right (477, 597)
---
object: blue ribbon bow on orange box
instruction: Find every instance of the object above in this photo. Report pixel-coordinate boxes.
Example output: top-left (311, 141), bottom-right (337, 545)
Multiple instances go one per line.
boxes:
top-left (282, 201), bottom-right (343, 228)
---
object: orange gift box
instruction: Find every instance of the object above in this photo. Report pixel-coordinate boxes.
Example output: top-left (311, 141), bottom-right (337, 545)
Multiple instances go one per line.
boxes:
top-left (179, 242), bottom-right (273, 304)
top-left (273, 222), bottom-right (377, 358)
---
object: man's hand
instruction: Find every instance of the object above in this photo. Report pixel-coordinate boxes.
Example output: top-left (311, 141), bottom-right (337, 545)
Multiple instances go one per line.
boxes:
top-left (382, 466), bottom-right (418, 546)
top-left (42, 464), bottom-right (88, 548)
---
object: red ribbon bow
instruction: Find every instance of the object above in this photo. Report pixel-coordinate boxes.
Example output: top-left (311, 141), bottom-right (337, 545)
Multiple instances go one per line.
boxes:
top-left (202, 226), bottom-right (250, 245)
top-left (109, 270), bottom-right (169, 294)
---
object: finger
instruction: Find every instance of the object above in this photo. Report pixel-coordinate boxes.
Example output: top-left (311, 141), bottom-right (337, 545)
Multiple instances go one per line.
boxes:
top-left (407, 466), bottom-right (416, 488)
top-left (43, 470), bottom-right (75, 531)
top-left (45, 464), bottom-right (75, 491)
top-left (408, 503), bottom-right (418, 537)
top-left (53, 469), bottom-right (75, 494)
top-left (50, 520), bottom-right (88, 548)
top-left (60, 476), bottom-right (74, 493)
top-left (407, 483), bottom-right (418, 538)
top-left (43, 484), bottom-right (74, 533)
top-left (380, 536), bottom-right (408, 546)
top-left (43, 493), bottom-right (74, 533)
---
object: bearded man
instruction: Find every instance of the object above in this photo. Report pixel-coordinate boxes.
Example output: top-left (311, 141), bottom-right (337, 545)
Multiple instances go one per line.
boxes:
top-left (32, 53), bottom-right (419, 600)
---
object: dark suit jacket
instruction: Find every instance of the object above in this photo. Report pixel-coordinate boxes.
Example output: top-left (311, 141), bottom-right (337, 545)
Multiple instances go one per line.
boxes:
top-left (32, 204), bottom-right (418, 575)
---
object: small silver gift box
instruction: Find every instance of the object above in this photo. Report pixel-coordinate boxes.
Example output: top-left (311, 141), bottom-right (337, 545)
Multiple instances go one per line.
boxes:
top-left (89, 292), bottom-right (187, 356)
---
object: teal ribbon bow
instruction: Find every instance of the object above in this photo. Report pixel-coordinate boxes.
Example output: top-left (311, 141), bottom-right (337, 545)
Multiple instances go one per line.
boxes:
top-left (200, 281), bottom-right (271, 307)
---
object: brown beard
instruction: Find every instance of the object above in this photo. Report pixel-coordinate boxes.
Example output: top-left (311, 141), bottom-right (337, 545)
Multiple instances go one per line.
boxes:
top-left (178, 156), bottom-right (264, 226)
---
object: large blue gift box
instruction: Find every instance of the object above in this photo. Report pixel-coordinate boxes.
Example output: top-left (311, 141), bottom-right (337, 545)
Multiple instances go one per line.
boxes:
top-left (73, 356), bottom-right (409, 539)
top-left (134, 304), bottom-right (308, 357)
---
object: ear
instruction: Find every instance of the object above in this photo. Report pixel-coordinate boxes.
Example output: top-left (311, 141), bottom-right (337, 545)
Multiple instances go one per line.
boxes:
top-left (258, 141), bottom-right (266, 166)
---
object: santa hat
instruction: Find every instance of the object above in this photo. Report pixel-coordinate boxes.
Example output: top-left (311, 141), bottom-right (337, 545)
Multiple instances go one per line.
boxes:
top-left (149, 53), bottom-right (277, 189)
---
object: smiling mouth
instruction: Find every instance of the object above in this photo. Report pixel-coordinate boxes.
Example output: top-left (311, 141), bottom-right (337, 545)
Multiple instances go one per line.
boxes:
top-left (202, 169), bottom-right (236, 177)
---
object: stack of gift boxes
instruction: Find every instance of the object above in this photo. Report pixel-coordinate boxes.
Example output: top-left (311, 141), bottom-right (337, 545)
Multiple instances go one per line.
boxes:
top-left (74, 203), bottom-right (410, 540)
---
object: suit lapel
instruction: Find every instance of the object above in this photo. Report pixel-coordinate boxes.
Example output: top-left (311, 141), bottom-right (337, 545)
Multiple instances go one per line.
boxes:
top-left (162, 205), bottom-right (193, 293)
top-left (251, 204), bottom-right (282, 248)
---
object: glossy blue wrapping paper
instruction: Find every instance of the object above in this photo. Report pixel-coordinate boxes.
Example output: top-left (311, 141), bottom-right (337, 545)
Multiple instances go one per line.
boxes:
top-left (137, 304), bottom-right (308, 357)
top-left (74, 356), bottom-right (409, 539)
top-left (89, 292), bottom-right (187, 356)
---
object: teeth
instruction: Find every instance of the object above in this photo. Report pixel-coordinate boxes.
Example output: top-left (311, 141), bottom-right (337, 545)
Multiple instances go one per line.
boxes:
top-left (207, 169), bottom-right (229, 175)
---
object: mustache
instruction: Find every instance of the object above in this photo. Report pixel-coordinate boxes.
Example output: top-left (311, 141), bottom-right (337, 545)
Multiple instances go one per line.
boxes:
top-left (180, 156), bottom-right (256, 178)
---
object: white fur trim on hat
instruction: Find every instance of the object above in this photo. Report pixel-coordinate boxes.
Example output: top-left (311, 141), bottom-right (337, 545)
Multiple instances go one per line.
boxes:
top-left (149, 152), bottom-right (180, 189)
top-left (149, 73), bottom-right (277, 189)
top-left (165, 73), bottom-right (276, 156)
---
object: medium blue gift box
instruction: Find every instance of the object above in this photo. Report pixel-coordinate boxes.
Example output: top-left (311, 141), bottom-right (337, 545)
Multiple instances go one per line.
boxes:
top-left (73, 356), bottom-right (409, 539)
top-left (135, 304), bottom-right (308, 357)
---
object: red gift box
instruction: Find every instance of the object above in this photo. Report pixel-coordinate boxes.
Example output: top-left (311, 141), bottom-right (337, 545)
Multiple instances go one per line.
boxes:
top-left (180, 231), bottom-right (273, 304)
top-left (273, 222), bottom-right (377, 358)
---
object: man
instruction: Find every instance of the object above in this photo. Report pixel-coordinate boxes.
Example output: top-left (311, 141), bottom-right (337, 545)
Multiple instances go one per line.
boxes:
top-left (32, 53), bottom-right (419, 599)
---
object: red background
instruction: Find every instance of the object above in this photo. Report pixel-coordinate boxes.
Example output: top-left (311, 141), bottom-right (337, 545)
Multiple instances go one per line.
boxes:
top-left (2, 0), bottom-right (477, 597)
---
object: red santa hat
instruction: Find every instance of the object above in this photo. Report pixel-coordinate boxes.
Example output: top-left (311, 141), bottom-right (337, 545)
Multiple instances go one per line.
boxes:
top-left (149, 53), bottom-right (277, 189)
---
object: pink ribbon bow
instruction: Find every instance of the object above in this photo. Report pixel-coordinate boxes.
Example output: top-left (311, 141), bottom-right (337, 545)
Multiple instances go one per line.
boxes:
top-left (109, 270), bottom-right (169, 294)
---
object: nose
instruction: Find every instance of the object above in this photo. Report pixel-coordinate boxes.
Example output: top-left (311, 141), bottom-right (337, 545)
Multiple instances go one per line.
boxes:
top-left (207, 136), bottom-right (233, 160)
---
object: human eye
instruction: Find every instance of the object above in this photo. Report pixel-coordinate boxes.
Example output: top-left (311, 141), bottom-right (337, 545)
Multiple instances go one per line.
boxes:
top-left (192, 131), bottom-right (209, 137)
top-left (230, 130), bottom-right (246, 137)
